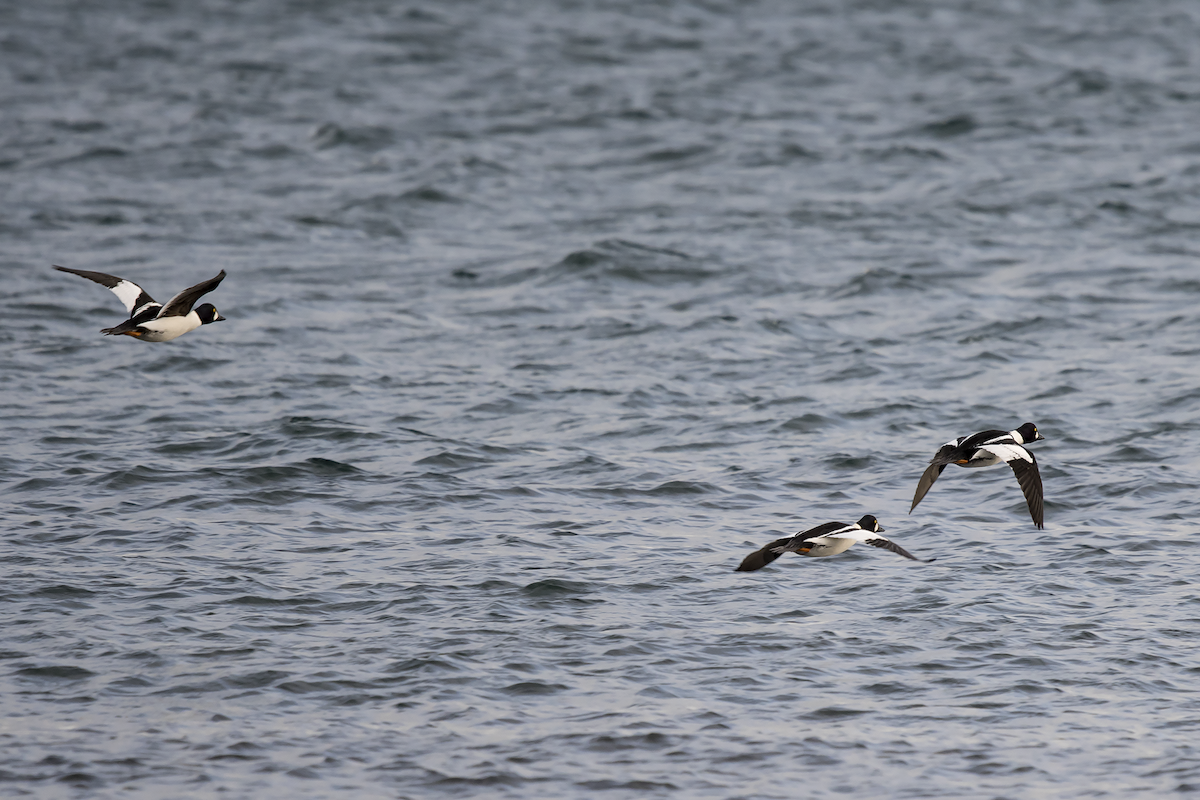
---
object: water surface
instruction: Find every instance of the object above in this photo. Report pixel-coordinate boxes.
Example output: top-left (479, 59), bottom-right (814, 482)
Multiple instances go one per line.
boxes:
top-left (3, 1), bottom-right (1200, 797)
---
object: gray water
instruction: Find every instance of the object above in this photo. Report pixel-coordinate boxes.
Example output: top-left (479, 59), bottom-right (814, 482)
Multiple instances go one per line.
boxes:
top-left (4, 1), bottom-right (1200, 797)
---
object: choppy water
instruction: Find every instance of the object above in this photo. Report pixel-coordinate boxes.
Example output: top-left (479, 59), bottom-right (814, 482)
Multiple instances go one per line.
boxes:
top-left (4, 1), bottom-right (1200, 797)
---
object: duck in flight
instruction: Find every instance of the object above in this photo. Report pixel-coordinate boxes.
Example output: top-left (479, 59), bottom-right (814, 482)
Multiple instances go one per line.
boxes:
top-left (54, 265), bottom-right (226, 342)
top-left (910, 422), bottom-right (1045, 528)
top-left (736, 514), bottom-right (933, 571)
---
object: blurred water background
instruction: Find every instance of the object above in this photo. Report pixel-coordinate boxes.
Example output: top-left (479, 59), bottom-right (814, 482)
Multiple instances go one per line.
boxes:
top-left (4, 1), bottom-right (1200, 797)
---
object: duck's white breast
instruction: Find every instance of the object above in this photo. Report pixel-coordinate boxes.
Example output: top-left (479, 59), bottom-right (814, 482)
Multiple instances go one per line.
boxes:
top-left (138, 312), bottom-right (201, 342)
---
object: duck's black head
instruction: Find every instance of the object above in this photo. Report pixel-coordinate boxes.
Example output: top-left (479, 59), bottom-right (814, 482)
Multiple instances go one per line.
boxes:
top-left (196, 303), bottom-right (225, 324)
top-left (1015, 422), bottom-right (1044, 444)
top-left (856, 514), bottom-right (884, 533)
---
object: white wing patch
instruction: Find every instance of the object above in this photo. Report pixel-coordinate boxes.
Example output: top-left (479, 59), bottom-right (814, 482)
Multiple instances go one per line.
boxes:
top-left (826, 530), bottom-right (865, 542)
top-left (108, 279), bottom-right (152, 316)
top-left (977, 443), bottom-right (1033, 463)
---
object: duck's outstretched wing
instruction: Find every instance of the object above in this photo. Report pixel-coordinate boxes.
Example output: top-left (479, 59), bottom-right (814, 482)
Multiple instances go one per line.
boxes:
top-left (53, 265), bottom-right (159, 320)
top-left (834, 530), bottom-right (935, 562)
top-left (1010, 457), bottom-right (1044, 529)
top-left (910, 463), bottom-right (945, 513)
top-left (979, 443), bottom-right (1044, 529)
top-left (158, 270), bottom-right (226, 318)
top-left (910, 443), bottom-right (961, 513)
top-left (735, 537), bottom-right (795, 572)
